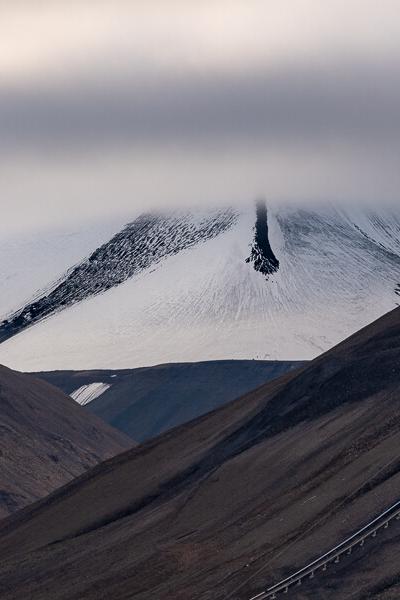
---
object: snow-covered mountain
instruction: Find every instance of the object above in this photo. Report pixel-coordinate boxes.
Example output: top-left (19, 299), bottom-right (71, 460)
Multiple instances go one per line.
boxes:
top-left (0, 201), bottom-right (399, 371)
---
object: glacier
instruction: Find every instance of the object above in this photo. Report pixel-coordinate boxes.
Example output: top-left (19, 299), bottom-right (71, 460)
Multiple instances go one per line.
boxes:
top-left (0, 201), bottom-right (399, 371)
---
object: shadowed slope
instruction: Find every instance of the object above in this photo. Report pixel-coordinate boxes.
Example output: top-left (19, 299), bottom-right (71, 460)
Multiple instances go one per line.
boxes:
top-left (0, 308), bottom-right (398, 599)
top-left (0, 365), bottom-right (133, 519)
top-left (36, 360), bottom-right (304, 442)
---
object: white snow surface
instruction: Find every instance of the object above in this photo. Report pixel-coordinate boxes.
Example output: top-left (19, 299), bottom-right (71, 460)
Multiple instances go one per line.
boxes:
top-left (70, 383), bottom-right (111, 406)
top-left (0, 219), bottom-right (127, 319)
top-left (0, 203), bottom-right (399, 371)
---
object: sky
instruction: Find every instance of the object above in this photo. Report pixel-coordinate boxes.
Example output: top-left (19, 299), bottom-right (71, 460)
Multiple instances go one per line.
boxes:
top-left (0, 0), bottom-right (399, 235)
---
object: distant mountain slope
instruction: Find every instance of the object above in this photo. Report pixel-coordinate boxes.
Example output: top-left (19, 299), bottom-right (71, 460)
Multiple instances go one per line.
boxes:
top-left (0, 308), bottom-right (398, 600)
top-left (0, 364), bottom-right (132, 519)
top-left (0, 202), bottom-right (399, 371)
top-left (0, 219), bottom-right (125, 319)
top-left (36, 360), bottom-right (304, 442)
top-left (0, 208), bottom-right (237, 345)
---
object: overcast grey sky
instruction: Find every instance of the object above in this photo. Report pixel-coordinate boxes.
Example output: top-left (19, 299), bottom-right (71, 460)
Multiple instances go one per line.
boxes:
top-left (1, 0), bottom-right (399, 235)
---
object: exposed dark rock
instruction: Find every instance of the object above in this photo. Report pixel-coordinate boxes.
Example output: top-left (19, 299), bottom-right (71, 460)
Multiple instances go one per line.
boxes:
top-left (246, 199), bottom-right (279, 276)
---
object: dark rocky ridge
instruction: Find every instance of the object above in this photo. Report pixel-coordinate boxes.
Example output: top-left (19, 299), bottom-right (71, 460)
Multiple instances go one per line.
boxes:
top-left (36, 360), bottom-right (305, 442)
top-left (246, 200), bottom-right (279, 276)
top-left (0, 308), bottom-right (398, 599)
top-left (0, 209), bottom-right (238, 343)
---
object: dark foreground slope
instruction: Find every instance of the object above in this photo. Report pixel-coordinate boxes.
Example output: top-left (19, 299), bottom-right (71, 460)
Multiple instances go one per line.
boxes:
top-left (0, 365), bottom-right (132, 519)
top-left (37, 360), bottom-right (304, 442)
top-left (0, 308), bottom-right (399, 600)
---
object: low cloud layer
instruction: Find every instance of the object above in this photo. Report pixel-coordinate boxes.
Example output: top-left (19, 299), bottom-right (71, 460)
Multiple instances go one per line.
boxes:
top-left (1, 1), bottom-right (399, 235)
top-left (2, 62), bottom-right (399, 151)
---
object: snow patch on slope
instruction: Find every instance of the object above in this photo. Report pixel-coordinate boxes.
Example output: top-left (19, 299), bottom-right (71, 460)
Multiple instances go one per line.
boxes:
top-left (70, 383), bottom-right (111, 406)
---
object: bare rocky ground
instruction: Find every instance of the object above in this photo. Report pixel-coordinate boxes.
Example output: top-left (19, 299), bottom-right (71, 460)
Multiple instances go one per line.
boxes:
top-left (0, 308), bottom-right (398, 599)
top-left (0, 365), bottom-right (133, 519)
